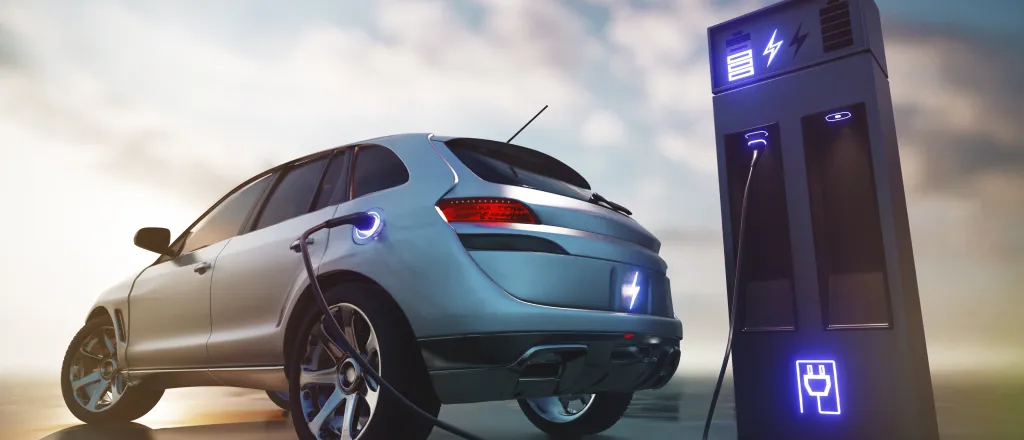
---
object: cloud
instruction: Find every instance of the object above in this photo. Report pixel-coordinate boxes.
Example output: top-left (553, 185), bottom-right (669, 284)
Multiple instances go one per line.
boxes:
top-left (581, 109), bottom-right (628, 147)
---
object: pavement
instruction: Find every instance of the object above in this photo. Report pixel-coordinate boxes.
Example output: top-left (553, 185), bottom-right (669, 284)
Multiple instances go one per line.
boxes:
top-left (1, 372), bottom-right (1021, 440)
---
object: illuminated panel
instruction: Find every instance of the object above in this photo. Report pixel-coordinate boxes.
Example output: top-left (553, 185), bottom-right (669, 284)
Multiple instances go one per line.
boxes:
top-left (708, 0), bottom-right (869, 93)
top-left (795, 360), bottom-right (842, 415)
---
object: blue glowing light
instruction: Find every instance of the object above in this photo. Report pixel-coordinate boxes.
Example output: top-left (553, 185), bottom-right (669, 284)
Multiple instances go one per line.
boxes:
top-left (795, 360), bottom-right (842, 415)
top-left (826, 111), bottom-right (851, 122)
top-left (763, 29), bottom-right (783, 67)
top-left (352, 210), bottom-right (383, 244)
top-left (727, 49), bottom-right (756, 82)
top-left (622, 272), bottom-right (641, 310)
top-left (744, 130), bottom-right (768, 148)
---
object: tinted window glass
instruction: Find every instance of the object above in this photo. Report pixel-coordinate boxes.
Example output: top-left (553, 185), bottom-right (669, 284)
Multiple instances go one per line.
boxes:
top-left (313, 150), bottom-right (348, 210)
top-left (445, 139), bottom-right (592, 202)
top-left (351, 145), bottom-right (409, 199)
top-left (181, 175), bottom-right (271, 255)
top-left (254, 156), bottom-right (329, 230)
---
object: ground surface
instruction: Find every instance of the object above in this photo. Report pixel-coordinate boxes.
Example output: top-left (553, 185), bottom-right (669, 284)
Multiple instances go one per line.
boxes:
top-left (1, 373), bottom-right (1020, 439)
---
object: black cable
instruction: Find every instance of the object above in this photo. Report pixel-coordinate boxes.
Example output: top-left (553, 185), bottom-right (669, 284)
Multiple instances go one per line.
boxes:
top-left (702, 149), bottom-right (762, 440)
top-left (297, 218), bottom-right (487, 440)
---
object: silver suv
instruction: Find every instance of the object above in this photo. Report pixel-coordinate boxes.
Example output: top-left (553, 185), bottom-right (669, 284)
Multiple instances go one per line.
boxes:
top-left (61, 134), bottom-right (682, 439)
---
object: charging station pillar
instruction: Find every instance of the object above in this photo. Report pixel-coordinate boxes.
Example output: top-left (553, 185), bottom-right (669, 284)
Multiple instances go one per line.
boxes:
top-left (707, 1), bottom-right (939, 439)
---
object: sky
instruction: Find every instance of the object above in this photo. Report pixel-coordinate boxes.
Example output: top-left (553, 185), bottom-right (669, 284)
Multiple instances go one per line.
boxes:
top-left (0, 0), bottom-right (1021, 376)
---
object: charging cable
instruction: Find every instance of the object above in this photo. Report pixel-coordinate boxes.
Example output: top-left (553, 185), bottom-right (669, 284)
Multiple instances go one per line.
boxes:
top-left (297, 213), bottom-right (487, 440)
top-left (702, 148), bottom-right (763, 440)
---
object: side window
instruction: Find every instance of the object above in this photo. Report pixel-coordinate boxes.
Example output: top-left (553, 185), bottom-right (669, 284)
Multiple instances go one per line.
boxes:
top-left (313, 150), bottom-right (348, 210)
top-left (350, 145), bottom-right (409, 199)
top-left (180, 175), bottom-right (272, 255)
top-left (252, 156), bottom-right (329, 230)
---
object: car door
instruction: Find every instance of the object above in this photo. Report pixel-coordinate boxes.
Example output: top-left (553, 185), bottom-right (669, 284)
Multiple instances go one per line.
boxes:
top-left (206, 150), bottom-right (350, 366)
top-left (126, 173), bottom-right (273, 370)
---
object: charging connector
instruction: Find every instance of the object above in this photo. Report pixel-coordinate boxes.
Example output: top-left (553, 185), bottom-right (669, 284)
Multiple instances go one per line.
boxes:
top-left (296, 213), bottom-right (486, 440)
top-left (702, 149), bottom-right (763, 440)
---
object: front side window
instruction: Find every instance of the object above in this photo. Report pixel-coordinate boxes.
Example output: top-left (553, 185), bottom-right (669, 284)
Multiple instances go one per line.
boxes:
top-left (252, 156), bottom-right (329, 230)
top-left (180, 175), bottom-right (272, 255)
top-left (313, 150), bottom-right (348, 210)
top-left (350, 145), bottom-right (409, 199)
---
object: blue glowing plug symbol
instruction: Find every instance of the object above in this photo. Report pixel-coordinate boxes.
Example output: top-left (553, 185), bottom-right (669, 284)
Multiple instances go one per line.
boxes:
top-left (795, 360), bottom-right (842, 415)
top-left (803, 365), bottom-right (832, 397)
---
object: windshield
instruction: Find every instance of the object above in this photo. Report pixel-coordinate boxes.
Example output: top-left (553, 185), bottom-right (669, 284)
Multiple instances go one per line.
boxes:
top-left (443, 138), bottom-right (593, 202)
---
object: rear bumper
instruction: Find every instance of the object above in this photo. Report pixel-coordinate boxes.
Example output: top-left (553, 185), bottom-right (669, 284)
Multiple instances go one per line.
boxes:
top-left (420, 332), bottom-right (681, 404)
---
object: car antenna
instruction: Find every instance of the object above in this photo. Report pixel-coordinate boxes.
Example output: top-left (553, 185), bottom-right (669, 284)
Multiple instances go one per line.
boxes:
top-left (506, 105), bottom-right (548, 143)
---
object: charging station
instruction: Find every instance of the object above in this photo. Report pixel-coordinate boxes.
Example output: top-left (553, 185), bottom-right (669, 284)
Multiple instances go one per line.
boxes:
top-left (708, 0), bottom-right (939, 438)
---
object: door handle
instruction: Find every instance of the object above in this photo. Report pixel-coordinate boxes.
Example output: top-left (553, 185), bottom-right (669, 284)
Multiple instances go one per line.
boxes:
top-left (291, 237), bottom-right (315, 253)
top-left (193, 262), bottom-right (212, 275)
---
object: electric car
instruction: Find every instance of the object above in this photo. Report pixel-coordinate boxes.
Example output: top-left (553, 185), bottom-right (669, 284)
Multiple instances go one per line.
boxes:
top-left (61, 134), bottom-right (683, 439)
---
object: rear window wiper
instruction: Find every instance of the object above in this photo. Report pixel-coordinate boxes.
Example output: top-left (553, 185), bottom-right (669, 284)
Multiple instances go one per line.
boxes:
top-left (589, 192), bottom-right (632, 216)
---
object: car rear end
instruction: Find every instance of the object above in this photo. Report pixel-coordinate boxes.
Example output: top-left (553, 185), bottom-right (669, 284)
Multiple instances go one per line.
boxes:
top-left (422, 136), bottom-right (682, 404)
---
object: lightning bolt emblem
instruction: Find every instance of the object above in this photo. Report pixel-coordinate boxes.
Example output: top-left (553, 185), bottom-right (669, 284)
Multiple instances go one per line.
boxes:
top-left (790, 23), bottom-right (810, 59)
top-left (763, 29), bottom-right (783, 67)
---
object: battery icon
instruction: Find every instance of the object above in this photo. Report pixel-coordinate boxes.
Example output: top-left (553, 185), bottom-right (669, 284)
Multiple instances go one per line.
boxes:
top-left (725, 31), bottom-right (755, 82)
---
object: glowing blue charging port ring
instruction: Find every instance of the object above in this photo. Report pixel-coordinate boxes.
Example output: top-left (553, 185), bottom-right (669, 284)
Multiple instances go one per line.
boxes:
top-left (826, 111), bottom-right (851, 122)
top-left (352, 209), bottom-right (384, 244)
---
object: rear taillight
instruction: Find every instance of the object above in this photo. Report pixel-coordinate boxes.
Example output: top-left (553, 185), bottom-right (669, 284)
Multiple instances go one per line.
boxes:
top-left (437, 198), bottom-right (538, 224)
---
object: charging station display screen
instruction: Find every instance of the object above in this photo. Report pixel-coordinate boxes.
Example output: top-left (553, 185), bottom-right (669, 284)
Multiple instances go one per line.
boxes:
top-left (802, 102), bottom-right (892, 329)
top-left (709, 0), bottom-right (862, 93)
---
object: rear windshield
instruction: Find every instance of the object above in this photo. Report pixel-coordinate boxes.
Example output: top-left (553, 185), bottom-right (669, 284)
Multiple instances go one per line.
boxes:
top-left (443, 138), bottom-right (592, 201)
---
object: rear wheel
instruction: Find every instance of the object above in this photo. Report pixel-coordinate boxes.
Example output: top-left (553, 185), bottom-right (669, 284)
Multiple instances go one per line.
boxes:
top-left (61, 317), bottom-right (164, 424)
top-left (518, 392), bottom-right (633, 438)
top-left (288, 283), bottom-right (440, 440)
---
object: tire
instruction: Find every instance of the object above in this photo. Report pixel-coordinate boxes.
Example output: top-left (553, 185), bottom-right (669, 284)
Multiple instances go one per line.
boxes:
top-left (518, 392), bottom-right (633, 438)
top-left (267, 390), bottom-right (291, 411)
top-left (61, 317), bottom-right (164, 424)
top-left (288, 282), bottom-right (440, 440)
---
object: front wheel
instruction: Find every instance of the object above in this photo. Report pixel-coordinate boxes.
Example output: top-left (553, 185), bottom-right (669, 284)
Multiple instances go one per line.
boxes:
top-left (287, 283), bottom-right (440, 440)
top-left (61, 317), bottom-right (164, 424)
top-left (518, 392), bottom-right (633, 438)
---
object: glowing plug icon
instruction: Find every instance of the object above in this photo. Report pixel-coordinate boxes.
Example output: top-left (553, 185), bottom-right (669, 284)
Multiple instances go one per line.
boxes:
top-left (795, 360), bottom-right (842, 415)
top-left (802, 365), bottom-right (832, 397)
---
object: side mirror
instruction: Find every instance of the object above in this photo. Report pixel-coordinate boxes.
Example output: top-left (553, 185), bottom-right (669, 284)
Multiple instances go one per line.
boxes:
top-left (134, 227), bottom-right (173, 256)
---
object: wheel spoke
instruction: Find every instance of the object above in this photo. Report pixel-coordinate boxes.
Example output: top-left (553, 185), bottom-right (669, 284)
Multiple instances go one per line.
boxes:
top-left (72, 370), bottom-right (103, 391)
top-left (315, 323), bottom-right (346, 360)
top-left (339, 394), bottom-right (360, 440)
top-left (300, 368), bottom-right (338, 387)
top-left (86, 379), bottom-right (111, 411)
top-left (78, 348), bottom-right (104, 361)
top-left (364, 330), bottom-right (379, 359)
top-left (338, 307), bottom-right (358, 350)
top-left (108, 377), bottom-right (125, 405)
top-left (103, 333), bottom-right (116, 356)
top-left (364, 383), bottom-right (380, 408)
top-left (308, 387), bottom-right (344, 436)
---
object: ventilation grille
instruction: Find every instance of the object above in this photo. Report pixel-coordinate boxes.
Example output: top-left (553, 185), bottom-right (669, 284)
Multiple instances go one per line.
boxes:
top-left (819, 0), bottom-right (854, 52)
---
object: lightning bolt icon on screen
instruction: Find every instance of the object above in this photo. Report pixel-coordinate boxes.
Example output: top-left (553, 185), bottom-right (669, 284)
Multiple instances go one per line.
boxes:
top-left (763, 29), bottom-right (783, 67)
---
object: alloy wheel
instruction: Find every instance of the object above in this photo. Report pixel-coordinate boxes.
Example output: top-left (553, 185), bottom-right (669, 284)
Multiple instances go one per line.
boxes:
top-left (298, 303), bottom-right (382, 440)
top-left (68, 326), bottom-right (126, 412)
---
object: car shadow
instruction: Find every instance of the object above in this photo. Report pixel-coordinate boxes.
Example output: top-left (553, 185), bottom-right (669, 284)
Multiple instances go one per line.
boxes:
top-left (40, 419), bottom-right (295, 440)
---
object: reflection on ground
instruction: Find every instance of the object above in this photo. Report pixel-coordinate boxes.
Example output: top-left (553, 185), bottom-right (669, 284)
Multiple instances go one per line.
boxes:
top-left (4, 373), bottom-right (1022, 440)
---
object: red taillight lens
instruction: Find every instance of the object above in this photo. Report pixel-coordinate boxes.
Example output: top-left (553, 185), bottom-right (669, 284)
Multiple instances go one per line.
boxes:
top-left (437, 198), bottom-right (538, 224)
